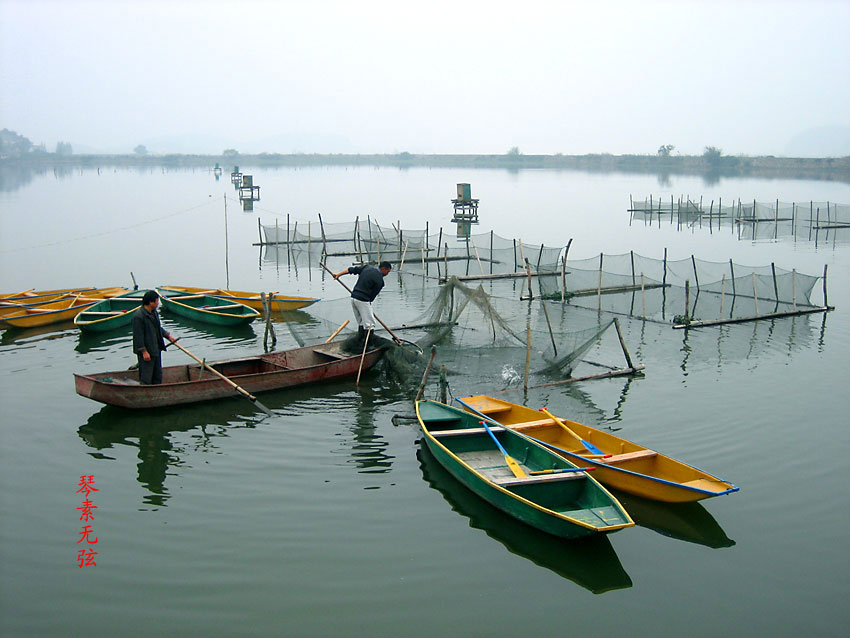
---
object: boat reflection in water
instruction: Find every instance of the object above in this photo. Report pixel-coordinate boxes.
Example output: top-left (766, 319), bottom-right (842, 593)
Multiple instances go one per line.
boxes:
top-left (611, 489), bottom-right (735, 549)
top-left (416, 444), bottom-right (632, 594)
top-left (77, 403), bottom-right (258, 507)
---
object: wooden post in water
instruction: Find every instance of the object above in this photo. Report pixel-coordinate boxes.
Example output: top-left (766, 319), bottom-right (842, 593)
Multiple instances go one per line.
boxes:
top-left (524, 258), bottom-right (534, 300)
top-left (258, 217), bottom-right (263, 244)
top-left (224, 194), bottom-right (230, 289)
top-left (720, 274), bottom-right (726, 316)
top-left (399, 240), bottom-right (409, 271)
top-left (490, 230), bottom-right (494, 275)
top-left (439, 365), bottom-right (448, 404)
top-left (641, 273), bottom-right (646, 318)
top-left (684, 280), bottom-right (690, 321)
top-left (597, 253), bottom-right (603, 312)
top-left (729, 259), bottom-right (737, 297)
top-left (692, 255), bottom-right (699, 290)
top-left (415, 346), bottom-right (438, 402)
top-left (792, 269), bottom-right (797, 311)
top-left (823, 264), bottom-right (829, 307)
top-left (630, 251), bottom-right (636, 286)
top-left (662, 248), bottom-right (668, 289)
top-left (613, 318), bottom-right (634, 369)
top-left (752, 273), bottom-right (759, 315)
top-left (318, 213), bottom-right (327, 255)
top-left (524, 320), bottom-right (531, 392)
top-left (561, 239), bottom-right (572, 302)
top-left (771, 263), bottom-right (780, 302)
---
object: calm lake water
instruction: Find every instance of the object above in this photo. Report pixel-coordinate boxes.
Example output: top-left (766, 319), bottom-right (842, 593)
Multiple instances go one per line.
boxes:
top-left (1, 164), bottom-right (848, 636)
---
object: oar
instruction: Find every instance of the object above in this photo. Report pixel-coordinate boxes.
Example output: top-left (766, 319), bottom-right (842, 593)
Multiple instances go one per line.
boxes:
top-left (356, 328), bottom-right (371, 385)
top-left (479, 420), bottom-right (527, 478)
top-left (539, 408), bottom-right (604, 455)
top-left (171, 340), bottom-right (273, 416)
top-left (320, 261), bottom-right (421, 353)
top-left (456, 398), bottom-right (598, 470)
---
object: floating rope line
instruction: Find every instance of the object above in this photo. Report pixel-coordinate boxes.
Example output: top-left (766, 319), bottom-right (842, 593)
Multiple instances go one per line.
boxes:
top-left (0, 199), bottom-right (216, 254)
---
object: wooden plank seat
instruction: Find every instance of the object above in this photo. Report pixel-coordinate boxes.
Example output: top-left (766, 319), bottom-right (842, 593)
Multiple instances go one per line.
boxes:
top-left (311, 345), bottom-right (348, 360)
top-left (79, 311), bottom-right (128, 316)
top-left (430, 426), bottom-right (490, 437)
top-left (497, 472), bottom-right (587, 487)
top-left (166, 294), bottom-right (206, 300)
top-left (202, 303), bottom-right (247, 310)
top-left (601, 449), bottom-right (657, 464)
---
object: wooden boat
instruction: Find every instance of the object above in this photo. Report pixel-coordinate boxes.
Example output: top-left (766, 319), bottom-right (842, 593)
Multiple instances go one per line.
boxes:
top-left (158, 289), bottom-right (261, 326)
top-left (0, 286), bottom-right (96, 302)
top-left (74, 340), bottom-right (385, 409)
top-left (415, 400), bottom-right (633, 538)
top-left (159, 285), bottom-right (319, 312)
top-left (457, 395), bottom-right (739, 503)
top-left (0, 287), bottom-right (126, 318)
top-left (0, 289), bottom-right (129, 329)
top-left (74, 290), bottom-right (150, 333)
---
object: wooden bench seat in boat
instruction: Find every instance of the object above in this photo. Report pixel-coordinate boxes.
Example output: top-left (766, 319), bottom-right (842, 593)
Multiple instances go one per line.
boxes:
top-left (601, 449), bottom-right (657, 464)
top-left (311, 345), bottom-right (348, 360)
top-left (430, 426), bottom-right (490, 437)
top-left (201, 303), bottom-right (246, 310)
top-left (496, 472), bottom-right (586, 487)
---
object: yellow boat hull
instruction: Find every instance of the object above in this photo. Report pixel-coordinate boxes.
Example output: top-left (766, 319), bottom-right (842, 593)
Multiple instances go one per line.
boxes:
top-left (160, 286), bottom-right (319, 312)
top-left (458, 395), bottom-right (738, 503)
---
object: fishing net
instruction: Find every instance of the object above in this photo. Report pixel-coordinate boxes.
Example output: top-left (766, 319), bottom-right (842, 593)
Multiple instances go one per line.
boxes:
top-left (281, 274), bottom-right (614, 399)
top-left (260, 217), bottom-right (829, 329)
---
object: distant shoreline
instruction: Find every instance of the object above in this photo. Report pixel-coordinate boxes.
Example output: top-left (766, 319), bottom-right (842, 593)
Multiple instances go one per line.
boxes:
top-left (2, 152), bottom-right (849, 182)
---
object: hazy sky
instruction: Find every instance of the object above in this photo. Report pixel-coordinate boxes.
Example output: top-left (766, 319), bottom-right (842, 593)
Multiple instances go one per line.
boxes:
top-left (2, 0), bottom-right (849, 156)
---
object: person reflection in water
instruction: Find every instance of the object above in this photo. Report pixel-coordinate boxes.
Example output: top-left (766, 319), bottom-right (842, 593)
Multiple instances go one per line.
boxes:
top-left (132, 290), bottom-right (178, 385)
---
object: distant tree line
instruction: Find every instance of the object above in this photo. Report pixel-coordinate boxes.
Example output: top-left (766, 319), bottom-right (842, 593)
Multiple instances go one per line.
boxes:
top-left (0, 128), bottom-right (73, 158)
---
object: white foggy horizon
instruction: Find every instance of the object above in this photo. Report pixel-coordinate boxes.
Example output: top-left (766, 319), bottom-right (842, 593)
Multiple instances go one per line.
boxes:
top-left (1, 0), bottom-right (849, 158)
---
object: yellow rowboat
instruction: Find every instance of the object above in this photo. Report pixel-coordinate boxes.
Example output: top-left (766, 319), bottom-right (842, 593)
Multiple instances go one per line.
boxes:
top-left (159, 285), bottom-right (319, 312)
top-left (457, 395), bottom-right (739, 503)
top-left (0, 289), bottom-right (130, 329)
top-left (0, 286), bottom-right (96, 301)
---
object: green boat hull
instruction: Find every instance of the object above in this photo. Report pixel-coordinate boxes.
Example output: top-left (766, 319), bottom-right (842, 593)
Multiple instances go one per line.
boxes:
top-left (158, 290), bottom-right (260, 327)
top-left (416, 401), bottom-right (633, 538)
top-left (74, 291), bottom-right (148, 333)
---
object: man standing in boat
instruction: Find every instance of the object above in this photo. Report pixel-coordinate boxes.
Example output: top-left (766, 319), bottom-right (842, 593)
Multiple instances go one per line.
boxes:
top-left (132, 290), bottom-right (178, 385)
top-left (333, 261), bottom-right (393, 342)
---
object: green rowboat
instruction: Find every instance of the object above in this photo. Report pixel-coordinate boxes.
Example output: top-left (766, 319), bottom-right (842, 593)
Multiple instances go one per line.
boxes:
top-left (74, 290), bottom-right (149, 333)
top-left (158, 289), bottom-right (261, 327)
top-left (416, 400), bottom-right (634, 538)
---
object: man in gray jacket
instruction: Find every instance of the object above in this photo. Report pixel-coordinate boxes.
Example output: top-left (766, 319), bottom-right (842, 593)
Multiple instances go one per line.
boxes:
top-left (132, 290), bottom-right (178, 385)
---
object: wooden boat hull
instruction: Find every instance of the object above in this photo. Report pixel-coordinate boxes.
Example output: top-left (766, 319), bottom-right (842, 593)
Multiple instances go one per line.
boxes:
top-left (0, 287), bottom-right (127, 318)
top-left (74, 341), bottom-right (384, 409)
top-left (458, 395), bottom-right (739, 503)
top-left (160, 285), bottom-right (319, 312)
top-left (0, 295), bottom-right (118, 329)
top-left (158, 289), bottom-right (261, 326)
top-left (416, 400), bottom-right (633, 538)
top-left (74, 290), bottom-right (149, 333)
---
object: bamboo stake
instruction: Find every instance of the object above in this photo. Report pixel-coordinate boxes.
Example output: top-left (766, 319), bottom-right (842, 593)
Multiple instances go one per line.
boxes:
top-left (771, 263), bottom-right (779, 302)
top-left (524, 320), bottom-right (531, 391)
top-left (792, 269), bottom-right (797, 311)
top-left (356, 329), bottom-right (372, 386)
top-left (325, 320), bottom-right (350, 343)
top-left (415, 346), bottom-right (438, 402)
top-left (562, 239), bottom-right (572, 303)
top-left (641, 273), bottom-right (646, 318)
top-left (471, 238), bottom-right (484, 275)
top-left (597, 253), bottom-right (603, 312)
top-left (399, 239), bottom-right (409, 271)
top-left (720, 274), bottom-right (726, 316)
top-left (753, 273), bottom-right (759, 315)
top-left (823, 264), bottom-right (828, 307)
top-left (684, 280), bottom-right (690, 321)
top-left (490, 230), bottom-right (494, 275)
top-left (612, 317), bottom-right (634, 369)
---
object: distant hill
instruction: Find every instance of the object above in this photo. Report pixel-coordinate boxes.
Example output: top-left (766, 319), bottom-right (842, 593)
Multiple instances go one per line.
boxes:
top-left (784, 126), bottom-right (850, 158)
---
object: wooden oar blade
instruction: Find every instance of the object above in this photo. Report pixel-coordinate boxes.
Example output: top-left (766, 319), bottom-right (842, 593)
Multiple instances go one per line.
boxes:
top-left (504, 454), bottom-right (527, 478)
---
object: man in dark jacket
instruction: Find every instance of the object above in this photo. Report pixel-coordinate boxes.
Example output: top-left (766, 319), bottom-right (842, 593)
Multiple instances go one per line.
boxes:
top-left (132, 290), bottom-right (178, 385)
top-left (333, 261), bottom-right (392, 340)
